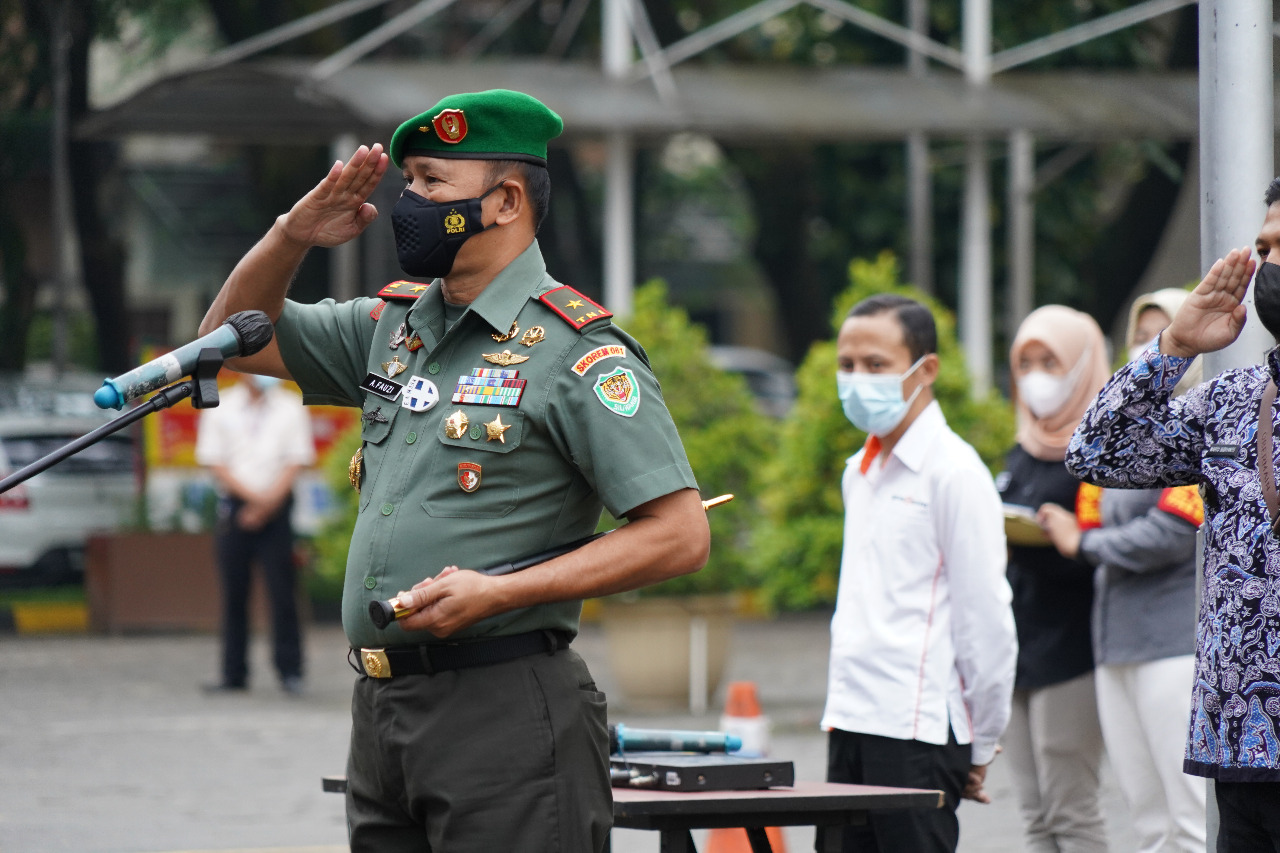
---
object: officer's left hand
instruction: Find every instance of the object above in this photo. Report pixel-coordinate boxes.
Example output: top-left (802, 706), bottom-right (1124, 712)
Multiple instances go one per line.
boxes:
top-left (395, 566), bottom-right (496, 637)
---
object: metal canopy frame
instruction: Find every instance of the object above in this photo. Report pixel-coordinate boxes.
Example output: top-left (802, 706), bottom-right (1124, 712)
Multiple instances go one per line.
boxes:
top-left (82, 0), bottom-right (1270, 393)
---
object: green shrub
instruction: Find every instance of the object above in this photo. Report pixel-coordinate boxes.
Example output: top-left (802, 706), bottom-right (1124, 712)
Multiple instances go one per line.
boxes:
top-left (751, 251), bottom-right (1014, 610)
top-left (310, 423), bottom-right (360, 603)
top-left (610, 280), bottom-right (778, 596)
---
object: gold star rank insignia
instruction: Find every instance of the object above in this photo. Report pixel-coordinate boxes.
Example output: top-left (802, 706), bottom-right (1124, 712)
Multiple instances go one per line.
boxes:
top-left (382, 355), bottom-right (407, 378)
top-left (566, 299), bottom-right (584, 309)
top-left (482, 349), bottom-right (529, 366)
top-left (484, 415), bottom-right (512, 443)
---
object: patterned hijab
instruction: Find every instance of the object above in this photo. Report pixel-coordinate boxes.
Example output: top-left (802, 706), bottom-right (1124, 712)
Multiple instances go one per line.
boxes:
top-left (1010, 305), bottom-right (1112, 462)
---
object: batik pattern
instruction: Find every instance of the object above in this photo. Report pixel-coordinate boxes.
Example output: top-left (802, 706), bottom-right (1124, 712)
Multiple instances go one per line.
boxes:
top-left (1067, 340), bottom-right (1280, 781)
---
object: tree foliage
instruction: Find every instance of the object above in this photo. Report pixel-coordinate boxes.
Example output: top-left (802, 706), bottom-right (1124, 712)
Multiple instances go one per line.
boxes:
top-left (605, 280), bottom-right (778, 596)
top-left (750, 251), bottom-right (1013, 611)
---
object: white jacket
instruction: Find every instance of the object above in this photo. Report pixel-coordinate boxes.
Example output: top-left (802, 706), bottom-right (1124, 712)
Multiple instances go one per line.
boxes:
top-left (820, 402), bottom-right (1017, 765)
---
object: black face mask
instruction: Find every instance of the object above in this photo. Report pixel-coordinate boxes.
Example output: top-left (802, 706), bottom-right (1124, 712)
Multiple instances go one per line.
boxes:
top-left (390, 183), bottom-right (504, 279)
top-left (1254, 261), bottom-right (1280, 341)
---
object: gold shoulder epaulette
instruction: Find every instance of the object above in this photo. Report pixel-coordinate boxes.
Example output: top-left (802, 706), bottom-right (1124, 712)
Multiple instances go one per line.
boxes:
top-left (377, 280), bottom-right (431, 301)
top-left (539, 285), bottom-right (612, 331)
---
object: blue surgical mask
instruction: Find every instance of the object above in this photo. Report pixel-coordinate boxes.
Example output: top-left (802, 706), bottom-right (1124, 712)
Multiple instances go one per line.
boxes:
top-left (836, 356), bottom-right (927, 436)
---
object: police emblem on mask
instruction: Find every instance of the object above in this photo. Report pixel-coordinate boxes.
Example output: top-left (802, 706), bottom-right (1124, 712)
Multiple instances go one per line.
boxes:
top-left (444, 211), bottom-right (466, 235)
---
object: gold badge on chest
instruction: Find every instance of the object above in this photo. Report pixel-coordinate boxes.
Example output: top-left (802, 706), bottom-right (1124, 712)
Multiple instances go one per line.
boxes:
top-left (382, 355), bottom-right (407, 378)
top-left (492, 321), bottom-right (519, 343)
top-left (482, 349), bottom-right (529, 367)
top-left (444, 410), bottom-right (470, 440)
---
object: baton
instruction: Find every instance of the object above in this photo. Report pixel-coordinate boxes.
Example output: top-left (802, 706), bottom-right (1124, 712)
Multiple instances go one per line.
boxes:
top-left (368, 493), bottom-right (735, 629)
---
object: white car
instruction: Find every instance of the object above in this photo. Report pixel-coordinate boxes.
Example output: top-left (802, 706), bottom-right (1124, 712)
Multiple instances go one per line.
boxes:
top-left (0, 379), bottom-right (139, 583)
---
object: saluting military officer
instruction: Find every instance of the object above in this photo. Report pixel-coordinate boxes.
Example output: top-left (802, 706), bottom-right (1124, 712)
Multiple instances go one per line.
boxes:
top-left (198, 89), bottom-right (710, 852)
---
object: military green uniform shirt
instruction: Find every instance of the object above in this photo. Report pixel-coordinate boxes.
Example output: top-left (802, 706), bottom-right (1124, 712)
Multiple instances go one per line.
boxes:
top-left (275, 242), bottom-right (698, 648)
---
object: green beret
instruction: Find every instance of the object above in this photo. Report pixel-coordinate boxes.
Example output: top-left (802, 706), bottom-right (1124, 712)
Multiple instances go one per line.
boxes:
top-left (389, 89), bottom-right (563, 169)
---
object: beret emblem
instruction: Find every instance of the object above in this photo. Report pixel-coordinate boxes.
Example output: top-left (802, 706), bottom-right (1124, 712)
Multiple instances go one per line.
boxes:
top-left (432, 108), bottom-right (468, 143)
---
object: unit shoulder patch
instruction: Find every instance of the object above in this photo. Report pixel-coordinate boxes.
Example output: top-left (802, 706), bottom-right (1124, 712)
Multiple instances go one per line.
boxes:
top-left (539, 285), bottom-right (612, 331)
top-left (1076, 482), bottom-right (1103, 531)
top-left (377, 280), bottom-right (431, 300)
top-left (1157, 485), bottom-right (1204, 527)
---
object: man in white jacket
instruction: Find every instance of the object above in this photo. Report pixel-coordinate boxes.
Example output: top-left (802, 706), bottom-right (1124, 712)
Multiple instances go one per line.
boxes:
top-left (824, 294), bottom-right (1018, 852)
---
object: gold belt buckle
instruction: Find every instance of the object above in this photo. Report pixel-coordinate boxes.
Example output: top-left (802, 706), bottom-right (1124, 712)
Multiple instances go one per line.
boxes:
top-left (361, 648), bottom-right (391, 678)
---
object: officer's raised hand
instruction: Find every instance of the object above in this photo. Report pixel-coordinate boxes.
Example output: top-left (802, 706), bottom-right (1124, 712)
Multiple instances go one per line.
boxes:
top-left (1163, 246), bottom-right (1256, 357)
top-left (279, 143), bottom-right (389, 249)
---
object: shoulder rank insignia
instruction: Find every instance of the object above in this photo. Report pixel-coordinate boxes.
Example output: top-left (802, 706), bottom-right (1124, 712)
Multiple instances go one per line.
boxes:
top-left (539, 285), bottom-right (612, 331)
top-left (1157, 485), bottom-right (1204, 527)
top-left (378, 280), bottom-right (431, 301)
top-left (1075, 482), bottom-right (1103, 531)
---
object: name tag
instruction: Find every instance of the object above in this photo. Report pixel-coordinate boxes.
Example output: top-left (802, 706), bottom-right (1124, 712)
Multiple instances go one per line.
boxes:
top-left (1207, 443), bottom-right (1239, 459)
top-left (361, 372), bottom-right (404, 401)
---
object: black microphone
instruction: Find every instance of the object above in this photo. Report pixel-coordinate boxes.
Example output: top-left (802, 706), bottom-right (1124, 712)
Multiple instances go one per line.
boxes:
top-left (93, 310), bottom-right (275, 410)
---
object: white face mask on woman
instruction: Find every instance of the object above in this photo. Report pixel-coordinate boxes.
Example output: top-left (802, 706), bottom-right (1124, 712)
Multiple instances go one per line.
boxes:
top-left (1015, 344), bottom-right (1091, 420)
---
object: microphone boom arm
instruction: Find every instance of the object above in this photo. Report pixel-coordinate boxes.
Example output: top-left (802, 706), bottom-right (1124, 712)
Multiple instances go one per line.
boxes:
top-left (0, 350), bottom-right (225, 495)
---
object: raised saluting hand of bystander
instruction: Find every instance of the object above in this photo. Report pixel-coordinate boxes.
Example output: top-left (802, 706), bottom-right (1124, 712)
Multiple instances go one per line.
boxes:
top-left (1163, 246), bottom-right (1256, 358)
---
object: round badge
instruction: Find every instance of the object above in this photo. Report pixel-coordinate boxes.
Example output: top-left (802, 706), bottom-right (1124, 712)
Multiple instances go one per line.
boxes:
top-left (400, 376), bottom-right (439, 412)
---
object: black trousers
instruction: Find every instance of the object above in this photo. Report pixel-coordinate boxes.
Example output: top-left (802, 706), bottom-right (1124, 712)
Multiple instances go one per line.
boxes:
top-left (823, 728), bottom-right (971, 853)
top-left (214, 497), bottom-right (301, 687)
top-left (1216, 780), bottom-right (1280, 852)
top-left (345, 648), bottom-right (612, 853)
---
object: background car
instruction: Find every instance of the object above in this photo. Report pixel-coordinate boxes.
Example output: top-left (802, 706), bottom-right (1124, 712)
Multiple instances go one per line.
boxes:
top-left (0, 375), bottom-right (140, 585)
top-left (707, 345), bottom-right (797, 419)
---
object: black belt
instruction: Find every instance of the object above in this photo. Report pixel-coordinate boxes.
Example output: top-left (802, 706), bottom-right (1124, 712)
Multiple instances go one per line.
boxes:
top-left (351, 629), bottom-right (570, 678)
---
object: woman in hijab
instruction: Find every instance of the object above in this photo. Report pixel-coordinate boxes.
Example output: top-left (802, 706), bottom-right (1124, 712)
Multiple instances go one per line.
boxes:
top-left (1038, 289), bottom-right (1206, 853)
top-left (998, 305), bottom-right (1112, 853)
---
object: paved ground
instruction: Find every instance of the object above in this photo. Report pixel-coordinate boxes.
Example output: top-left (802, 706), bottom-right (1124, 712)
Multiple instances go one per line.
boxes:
top-left (0, 612), bottom-right (1141, 852)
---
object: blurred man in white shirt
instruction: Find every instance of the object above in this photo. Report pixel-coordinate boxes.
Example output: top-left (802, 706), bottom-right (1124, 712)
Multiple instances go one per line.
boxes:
top-left (823, 294), bottom-right (1017, 852)
top-left (195, 374), bottom-right (315, 694)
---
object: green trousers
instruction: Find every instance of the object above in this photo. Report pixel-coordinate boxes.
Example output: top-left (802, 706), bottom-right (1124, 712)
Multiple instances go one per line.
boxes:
top-left (346, 647), bottom-right (612, 852)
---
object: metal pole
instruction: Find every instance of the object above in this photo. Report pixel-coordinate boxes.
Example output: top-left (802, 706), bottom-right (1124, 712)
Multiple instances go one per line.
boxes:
top-left (50, 0), bottom-right (75, 375)
top-left (1200, 0), bottom-right (1274, 374)
top-left (330, 134), bottom-right (360, 303)
top-left (1007, 129), bottom-right (1035, 339)
top-left (960, 138), bottom-right (992, 396)
top-left (906, 0), bottom-right (933, 295)
top-left (1197, 2), bottom-right (1272, 839)
top-left (602, 0), bottom-right (635, 316)
top-left (603, 132), bottom-right (635, 318)
top-left (602, 0), bottom-right (631, 79)
top-left (959, 0), bottom-right (992, 395)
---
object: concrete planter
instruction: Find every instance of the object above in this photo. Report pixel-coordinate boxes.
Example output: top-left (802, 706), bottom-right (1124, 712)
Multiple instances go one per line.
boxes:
top-left (85, 531), bottom-right (287, 634)
top-left (598, 593), bottom-right (738, 712)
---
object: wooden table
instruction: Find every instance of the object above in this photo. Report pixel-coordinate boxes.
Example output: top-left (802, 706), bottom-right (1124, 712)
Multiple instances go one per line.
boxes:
top-left (609, 780), bottom-right (944, 853)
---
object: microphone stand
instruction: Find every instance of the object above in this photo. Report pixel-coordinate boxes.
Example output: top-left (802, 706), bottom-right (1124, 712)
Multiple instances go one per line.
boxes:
top-left (0, 348), bottom-right (225, 495)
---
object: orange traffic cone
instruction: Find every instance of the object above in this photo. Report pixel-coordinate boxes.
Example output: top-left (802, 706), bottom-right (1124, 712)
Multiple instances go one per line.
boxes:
top-left (705, 682), bottom-right (787, 853)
